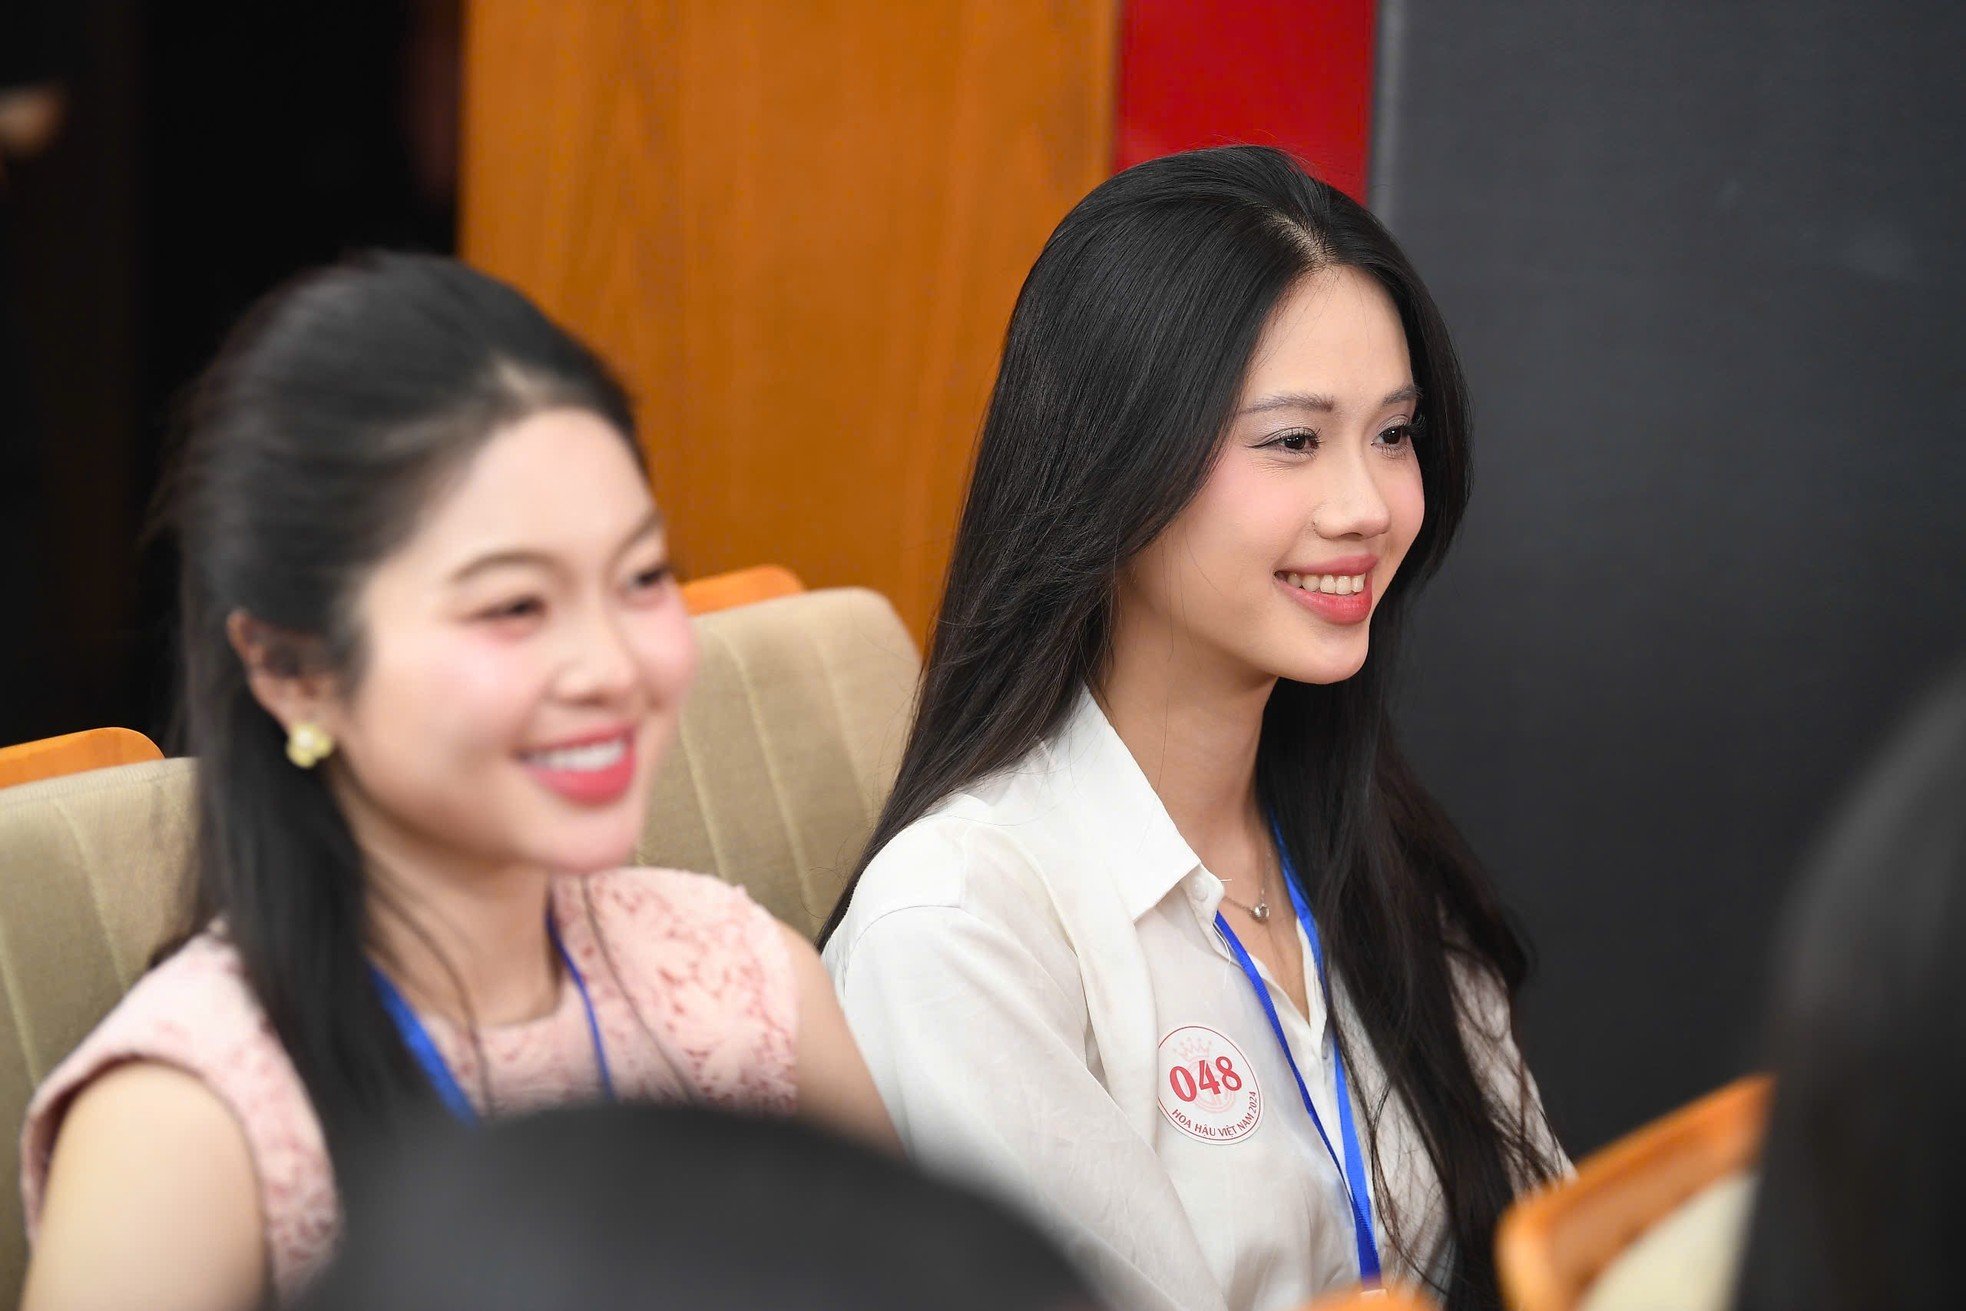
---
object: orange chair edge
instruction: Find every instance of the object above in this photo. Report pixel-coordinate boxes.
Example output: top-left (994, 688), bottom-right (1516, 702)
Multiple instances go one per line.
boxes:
top-left (1497, 1073), bottom-right (1772, 1311)
top-left (0, 726), bottom-right (166, 789)
top-left (1301, 1282), bottom-right (1441, 1311)
top-left (679, 564), bottom-right (806, 616)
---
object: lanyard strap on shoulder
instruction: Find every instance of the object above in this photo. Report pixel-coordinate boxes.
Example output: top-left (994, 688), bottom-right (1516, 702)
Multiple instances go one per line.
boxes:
top-left (370, 963), bottom-right (480, 1123)
top-left (370, 909), bottom-right (617, 1125)
top-left (1279, 871), bottom-right (1377, 1279)
top-left (1212, 819), bottom-right (1382, 1285)
top-left (548, 912), bottom-right (617, 1101)
top-left (1215, 913), bottom-right (1382, 1285)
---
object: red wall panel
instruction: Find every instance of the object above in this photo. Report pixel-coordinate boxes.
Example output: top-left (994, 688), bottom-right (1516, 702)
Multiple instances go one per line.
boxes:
top-left (1116, 0), bottom-right (1376, 201)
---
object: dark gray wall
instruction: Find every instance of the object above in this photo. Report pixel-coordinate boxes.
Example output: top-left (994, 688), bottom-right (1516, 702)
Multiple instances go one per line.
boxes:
top-left (1372, 1), bottom-right (1966, 1152)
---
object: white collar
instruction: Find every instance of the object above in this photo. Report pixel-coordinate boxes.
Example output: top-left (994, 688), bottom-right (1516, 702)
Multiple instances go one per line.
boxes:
top-left (1042, 687), bottom-right (1208, 923)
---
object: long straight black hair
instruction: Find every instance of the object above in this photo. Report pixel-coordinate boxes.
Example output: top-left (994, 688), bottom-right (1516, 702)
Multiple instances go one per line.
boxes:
top-left (165, 251), bottom-right (638, 1184)
top-left (821, 146), bottom-right (1560, 1307)
top-left (1732, 663), bottom-right (1966, 1311)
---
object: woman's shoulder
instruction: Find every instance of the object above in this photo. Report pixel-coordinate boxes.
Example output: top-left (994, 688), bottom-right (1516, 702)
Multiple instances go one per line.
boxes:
top-left (28, 933), bottom-right (280, 1122)
top-left (836, 802), bottom-right (1057, 939)
top-left (20, 930), bottom-right (334, 1291)
top-left (844, 712), bottom-right (1147, 932)
top-left (565, 866), bottom-right (794, 1001)
top-left (22, 930), bottom-right (303, 1139)
top-left (1445, 946), bottom-right (1514, 1046)
top-left (1440, 943), bottom-right (1573, 1176)
top-left (559, 869), bottom-right (798, 1110)
top-left (574, 865), bottom-right (774, 932)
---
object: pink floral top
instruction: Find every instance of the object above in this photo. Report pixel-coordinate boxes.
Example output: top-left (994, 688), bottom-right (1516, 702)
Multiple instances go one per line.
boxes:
top-left (19, 868), bottom-right (798, 1301)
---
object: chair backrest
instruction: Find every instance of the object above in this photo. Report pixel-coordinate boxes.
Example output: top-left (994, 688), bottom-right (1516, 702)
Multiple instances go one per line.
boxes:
top-left (0, 728), bottom-right (163, 789)
top-left (1497, 1074), bottom-right (1772, 1311)
top-left (0, 587), bottom-right (917, 1303)
top-left (637, 586), bottom-right (919, 936)
top-left (0, 757), bottom-right (197, 1302)
top-left (1302, 1283), bottom-right (1441, 1311)
top-left (680, 564), bottom-right (806, 616)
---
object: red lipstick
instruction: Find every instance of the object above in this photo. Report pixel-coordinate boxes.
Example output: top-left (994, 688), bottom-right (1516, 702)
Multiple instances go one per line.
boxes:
top-left (1274, 558), bottom-right (1378, 627)
top-left (518, 728), bottom-right (637, 806)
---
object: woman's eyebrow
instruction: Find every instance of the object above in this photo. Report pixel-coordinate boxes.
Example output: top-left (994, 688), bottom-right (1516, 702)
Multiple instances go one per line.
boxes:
top-left (1241, 391), bottom-right (1336, 416)
top-left (446, 511), bottom-right (667, 585)
top-left (1238, 384), bottom-right (1420, 417)
top-left (448, 548), bottom-right (554, 585)
top-left (612, 508), bottom-right (667, 558)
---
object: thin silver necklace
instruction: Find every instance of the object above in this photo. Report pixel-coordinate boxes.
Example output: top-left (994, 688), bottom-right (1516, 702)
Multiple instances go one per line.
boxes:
top-left (1218, 852), bottom-right (1277, 923)
top-left (1220, 887), bottom-right (1273, 923)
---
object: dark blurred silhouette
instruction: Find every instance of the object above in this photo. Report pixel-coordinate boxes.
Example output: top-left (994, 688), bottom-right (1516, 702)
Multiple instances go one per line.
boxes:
top-left (301, 1104), bottom-right (1102, 1311)
top-left (1732, 661), bottom-right (1966, 1310)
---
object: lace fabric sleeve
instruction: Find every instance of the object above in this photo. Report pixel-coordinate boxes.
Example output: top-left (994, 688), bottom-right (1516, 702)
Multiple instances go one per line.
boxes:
top-left (573, 869), bottom-right (799, 1115)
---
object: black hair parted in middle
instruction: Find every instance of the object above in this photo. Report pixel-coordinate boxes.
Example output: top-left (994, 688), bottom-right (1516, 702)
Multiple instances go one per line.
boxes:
top-left (822, 145), bottom-right (1559, 1309)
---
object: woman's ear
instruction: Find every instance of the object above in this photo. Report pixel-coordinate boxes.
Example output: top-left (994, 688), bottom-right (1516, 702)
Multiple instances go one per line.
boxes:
top-left (225, 610), bottom-right (339, 734)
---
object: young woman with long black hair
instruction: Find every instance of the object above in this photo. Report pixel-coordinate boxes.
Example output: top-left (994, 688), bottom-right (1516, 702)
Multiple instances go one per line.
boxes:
top-left (822, 146), bottom-right (1566, 1311)
top-left (20, 253), bottom-right (894, 1310)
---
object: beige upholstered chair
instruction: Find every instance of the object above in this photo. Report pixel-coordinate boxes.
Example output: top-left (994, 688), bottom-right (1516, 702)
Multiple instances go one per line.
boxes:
top-left (0, 586), bottom-right (918, 1302)
top-left (637, 586), bottom-right (919, 935)
top-left (0, 756), bottom-right (196, 1302)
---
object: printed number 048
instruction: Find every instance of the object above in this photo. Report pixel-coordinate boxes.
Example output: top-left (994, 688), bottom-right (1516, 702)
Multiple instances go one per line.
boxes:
top-left (1169, 1055), bottom-right (1244, 1102)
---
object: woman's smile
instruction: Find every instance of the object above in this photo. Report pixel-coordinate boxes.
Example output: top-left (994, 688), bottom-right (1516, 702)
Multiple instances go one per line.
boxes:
top-left (1274, 552), bottom-right (1380, 626)
top-left (1275, 570), bottom-right (1374, 625)
top-left (516, 725), bottom-right (639, 805)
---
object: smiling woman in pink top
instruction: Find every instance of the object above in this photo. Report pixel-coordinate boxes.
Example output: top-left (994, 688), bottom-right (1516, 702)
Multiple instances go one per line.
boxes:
top-left (18, 253), bottom-right (896, 1311)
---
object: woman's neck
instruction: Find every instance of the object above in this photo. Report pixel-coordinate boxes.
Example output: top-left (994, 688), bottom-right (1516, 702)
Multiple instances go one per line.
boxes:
top-left (1097, 611), bottom-right (1277, 869)
top-left (333, 775), bottom-right (559, 1027)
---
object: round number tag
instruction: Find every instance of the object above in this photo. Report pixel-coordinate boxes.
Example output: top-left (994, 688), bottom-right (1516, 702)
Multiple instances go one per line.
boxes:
top-left (1156, 1024), bottom-right (1262, 1143)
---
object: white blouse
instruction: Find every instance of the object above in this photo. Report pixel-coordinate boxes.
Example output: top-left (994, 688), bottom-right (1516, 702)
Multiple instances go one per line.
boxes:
top-left (825, 688), bottom-right (1562, 1311)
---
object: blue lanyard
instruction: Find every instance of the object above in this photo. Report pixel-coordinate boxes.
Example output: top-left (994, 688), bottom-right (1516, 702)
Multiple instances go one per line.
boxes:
top-left (369, 912), bottom-right (616, 1124)
top-left (1213, 837), bottom-right (1381, 1286)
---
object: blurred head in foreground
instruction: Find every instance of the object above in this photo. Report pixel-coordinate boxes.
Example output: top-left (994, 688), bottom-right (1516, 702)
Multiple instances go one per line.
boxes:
top-left (300, 1103), bottom-right (1102, 1311)
top-left (1733, 662), bottom-right (1966, 1310)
